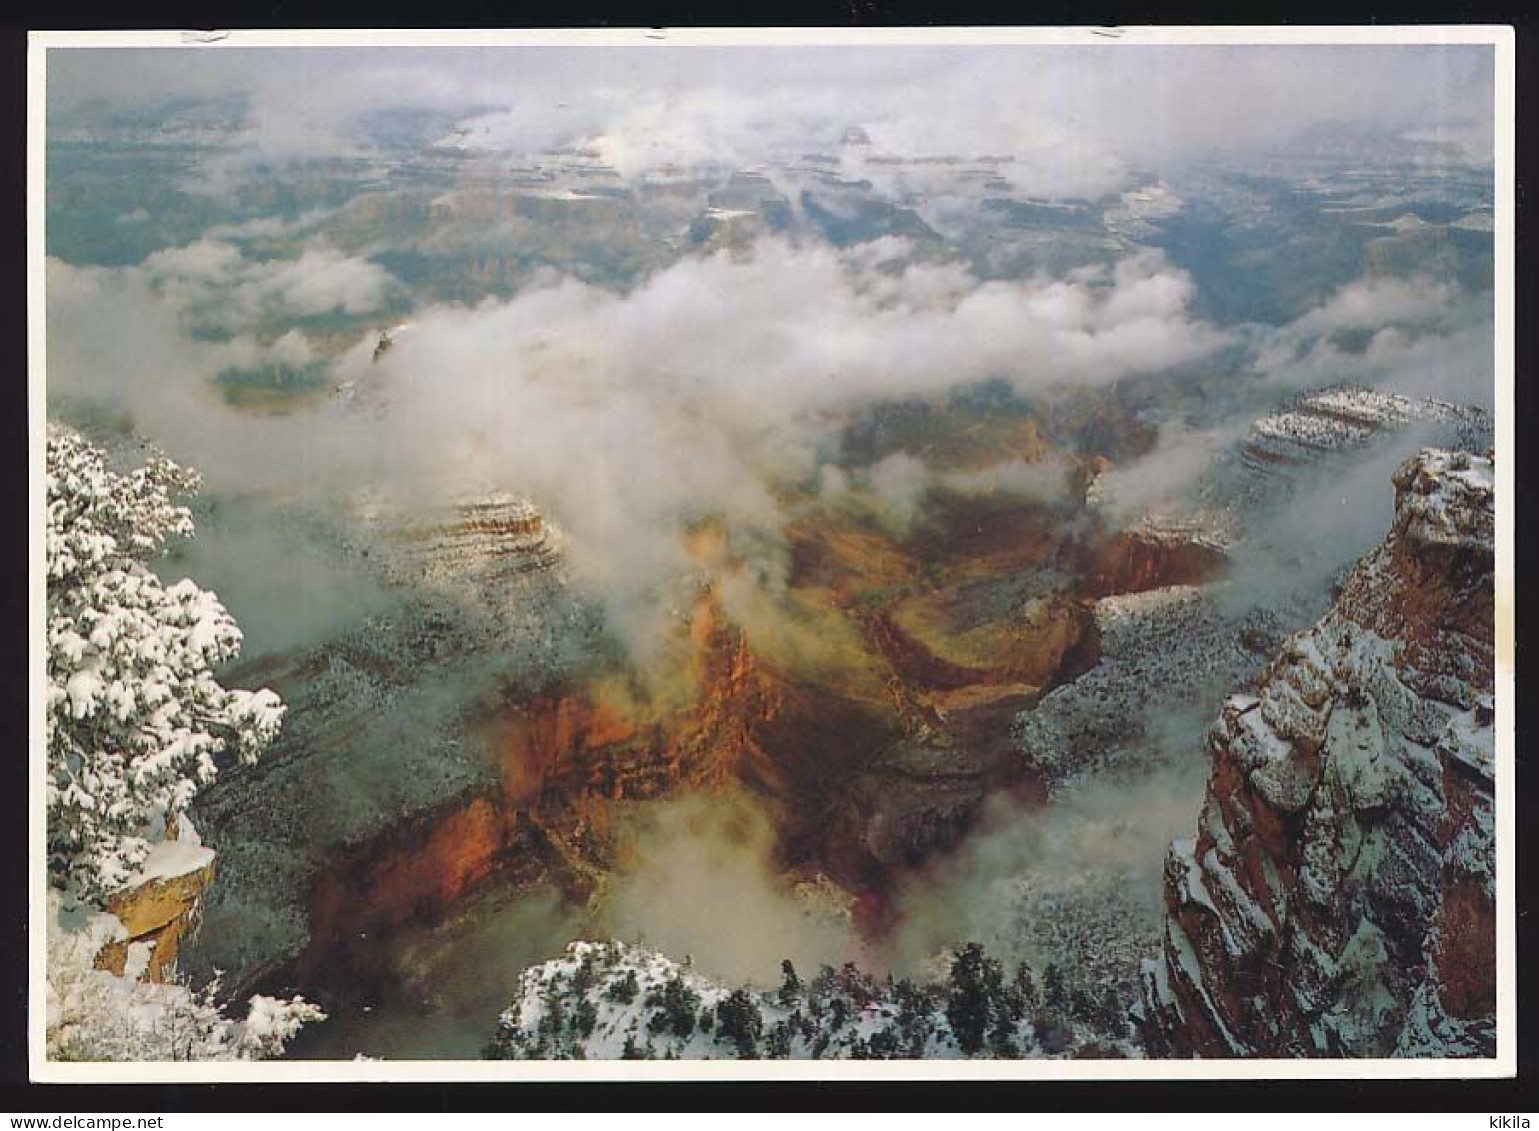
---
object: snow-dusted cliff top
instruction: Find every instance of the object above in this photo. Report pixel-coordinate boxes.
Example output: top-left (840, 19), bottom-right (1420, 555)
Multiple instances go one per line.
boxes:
top-left (1391, 447), bottom-right (1495, 552)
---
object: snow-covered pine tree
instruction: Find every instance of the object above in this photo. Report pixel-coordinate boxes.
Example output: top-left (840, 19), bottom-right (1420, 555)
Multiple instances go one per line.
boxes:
top-left (44, 427), bottom-right (322, 1062)
top-left (45, 426), bottom-right (284, 900)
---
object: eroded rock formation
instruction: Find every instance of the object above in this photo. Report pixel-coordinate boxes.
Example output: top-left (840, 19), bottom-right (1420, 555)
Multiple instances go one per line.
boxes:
top-left (379, 493), bottom-right (562, 583)
top-left (1138, 447), bottom-right (1496, 1057)
top-left (94, 819), bottom-right (218, 984)
top-left (1077, 529), bottom-right (1228, 599)
top-left (295, 594), bottom-right (783, 991)
top-left (1242, 387), bottom-right (1489, 474)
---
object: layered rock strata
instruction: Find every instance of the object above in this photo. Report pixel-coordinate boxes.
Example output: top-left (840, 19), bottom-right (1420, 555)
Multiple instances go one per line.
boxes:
top-left (1139, 448), bottom-right (1496, 1057)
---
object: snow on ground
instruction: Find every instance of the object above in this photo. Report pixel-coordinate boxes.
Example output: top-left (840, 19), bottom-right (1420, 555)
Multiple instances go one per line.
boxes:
top-left (1014, 584), bottom-right (1275, 794)
top-left (45, 888), bottom-right (322, 1062)
top-left (1392, 447), bottom-right (1495, 550)
top-left (137, 816), bottom-right (215, 884)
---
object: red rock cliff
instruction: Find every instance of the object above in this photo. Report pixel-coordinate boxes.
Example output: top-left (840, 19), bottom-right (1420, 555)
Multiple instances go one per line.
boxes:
top-left (1138, 448), bottom-right (1496, 1058)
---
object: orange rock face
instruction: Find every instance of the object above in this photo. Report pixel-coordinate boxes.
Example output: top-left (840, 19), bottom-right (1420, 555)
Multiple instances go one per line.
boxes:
top-left (295, 593), bottom-right (785, 988)
top-left (95, 852), bottom-right (218, 984)
top-left (301, 793), bottom-right (517, 989)
top-left (287, 429), bottom-right (1242, 998)
top-left (1139, 449), bottom-right (1496, 1058)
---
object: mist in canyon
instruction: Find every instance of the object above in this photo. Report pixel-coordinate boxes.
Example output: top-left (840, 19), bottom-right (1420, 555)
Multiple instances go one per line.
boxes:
top-left (43, 38), bottom-right (1498, 1060)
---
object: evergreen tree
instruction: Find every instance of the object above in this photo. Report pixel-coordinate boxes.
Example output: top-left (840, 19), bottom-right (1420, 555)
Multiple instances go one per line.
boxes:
top-left (1042, 962), bottom-right (1068, 1012)
top-left (1070, 986), bottom-right (1098, 1022)
top-left (716, 988), bottom-right (763, 1059)
top-left (945, 942), bottom-right (1003, 1056)
top-left (867, 1026), bottom-right (901, 1059)
top-left (45, 428), bottom-right (285, 901)
top-left (892, 977), bottom-right (934, 1058)
top-left (778, 958), bottom-right (803, 1007)
top-left (43, 431), bottom-right (317, 1062)
top-left (571, 950), bottom-right (599, 996)
top-left (649, 975), bottom-right (699, 1038)
top-left (1013, 962), bottom-right (1039, 1012)
top-left (988, 1009), bottom-right (1020, 1058)
top-left (574, 998), bottom-right (598, 1039)
top-left (605, 969), bottom-right (640, 1004)
top-left (829, 996), bottom-right (849, 1031)
top-left (766, 1019), bottom-right (793, 1059)
top-left (1097, 987), bottom-right (1127, 1039)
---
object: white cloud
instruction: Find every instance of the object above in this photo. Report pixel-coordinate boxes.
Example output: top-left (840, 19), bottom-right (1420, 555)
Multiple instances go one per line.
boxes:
top-left (1090, 419), bottom-right (1251, 525)
top-left (46, 43), bottom-right (1496, 198)
top-left (48, 230), bottom-right (1227, 660)
top-left (45, 257), bottom-right (391, 498)
top-left (140, 238), bottom-right (398, 326)
top-left (862, 452), bottom-right (932, 529)
top-left (1291, 275), bottom-right (1457, 336)
top-left (1256, 274), bottom-right (1494, 410)
top-left (330, 239), bottom-right (1219, 644)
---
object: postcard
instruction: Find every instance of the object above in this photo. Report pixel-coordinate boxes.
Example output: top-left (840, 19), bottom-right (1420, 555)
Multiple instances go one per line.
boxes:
top-left (29, 25), bottom-right (1515, 1082)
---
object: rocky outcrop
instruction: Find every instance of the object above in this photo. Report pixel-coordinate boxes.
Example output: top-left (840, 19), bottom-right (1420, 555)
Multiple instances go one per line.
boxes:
top-left (292, 594), bottom-right (785, 995)
top-left (94, 818), bottom-right (217, 984)
top-left (380, 493), bottom-right (562, 583)
top-left (186, 483), bottom-right (595, 997)
top-left (1138, 447), bottom-right (1496, 1057)
top-left (1242, 387), bottom-right (1488, 473)
top-left (1077, 529), bottom-right (1227, 599)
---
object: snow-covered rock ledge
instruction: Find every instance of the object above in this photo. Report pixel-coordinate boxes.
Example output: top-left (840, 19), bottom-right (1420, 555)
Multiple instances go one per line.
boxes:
top-left (93, 815), bottom-right (216, 984)
top-left (1391, 447), bottom-right (1495, 552)
top-left (1137, 448), bottom-right (1496, 1058)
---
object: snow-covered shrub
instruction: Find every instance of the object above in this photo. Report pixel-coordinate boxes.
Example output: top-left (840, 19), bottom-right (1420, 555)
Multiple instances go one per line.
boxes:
top-left (45, 427), bottom-right (284, 900)
top-left (46, 891), bottom-right (323, 1062)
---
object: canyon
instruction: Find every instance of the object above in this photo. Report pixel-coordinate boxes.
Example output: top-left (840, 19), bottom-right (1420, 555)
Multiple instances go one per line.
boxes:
top-left (40, 51), bottom-right (1502, 1067)
top-left (183, 394), bottom-right (1230, 1019)
top-left (481, 442), bottom-right (1498, 1061)
top-left (169, 377), bottom-right (1496, 1063)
